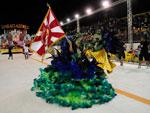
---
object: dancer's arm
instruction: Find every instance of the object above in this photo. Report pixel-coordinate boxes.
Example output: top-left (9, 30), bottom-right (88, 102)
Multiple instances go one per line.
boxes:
top-left (66, 38), bottom-right (74, 53)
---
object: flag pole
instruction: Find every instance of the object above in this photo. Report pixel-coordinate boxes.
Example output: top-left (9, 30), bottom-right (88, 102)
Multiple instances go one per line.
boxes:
top-left (41, 3), bottom-right (51, 63)
top-left (47, 3), bottom-right (51, 9)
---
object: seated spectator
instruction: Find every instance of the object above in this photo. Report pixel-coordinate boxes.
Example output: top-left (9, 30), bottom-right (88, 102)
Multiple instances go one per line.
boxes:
top-left (128, 48), bottom-right (133, 53)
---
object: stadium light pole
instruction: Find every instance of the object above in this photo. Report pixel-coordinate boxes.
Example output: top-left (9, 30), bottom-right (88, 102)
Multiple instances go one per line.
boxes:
top-left (62, 0), bottom-right (126, 27)
top-left (127, 0), bottom-right (133, 49)
top-left (75, 14), bottom-right (80, 33)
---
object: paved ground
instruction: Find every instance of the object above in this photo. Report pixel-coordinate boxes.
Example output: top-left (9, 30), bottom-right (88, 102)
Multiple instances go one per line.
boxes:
top-left (0, 53), bottom-right (150, 113)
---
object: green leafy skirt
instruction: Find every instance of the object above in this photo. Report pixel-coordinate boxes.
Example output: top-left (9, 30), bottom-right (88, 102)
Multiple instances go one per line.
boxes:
top-left (31, 65), bottom-right (116, 110)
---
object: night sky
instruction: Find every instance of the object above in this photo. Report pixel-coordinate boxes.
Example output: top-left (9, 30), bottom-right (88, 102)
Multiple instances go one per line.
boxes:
top-left (0, 0), bottom-right (149, 34)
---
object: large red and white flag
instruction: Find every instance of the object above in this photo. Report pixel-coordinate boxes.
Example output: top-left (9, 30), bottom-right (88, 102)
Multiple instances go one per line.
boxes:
top-left (29, 8), bottom-right (66, 56)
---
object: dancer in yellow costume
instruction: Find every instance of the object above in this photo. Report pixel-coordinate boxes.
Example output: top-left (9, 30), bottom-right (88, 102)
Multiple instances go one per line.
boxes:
top-left (84, 33), bottom-right (116, 74)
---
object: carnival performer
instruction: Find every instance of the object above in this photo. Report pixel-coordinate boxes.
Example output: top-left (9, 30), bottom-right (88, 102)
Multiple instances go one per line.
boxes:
top-left (30, 6), bottom-right (125, 110)
top-left (31, 31), bottom-right (125, 110)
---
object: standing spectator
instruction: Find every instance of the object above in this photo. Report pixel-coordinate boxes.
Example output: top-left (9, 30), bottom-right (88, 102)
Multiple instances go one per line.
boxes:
top-left (24, 44), bottom-right (29, 60)
top-left (138, 37), bottom-right (149, 68)
top-left (118, 43), bottom-right (126, 66)
top-left (8, 45), bottom-right (13, 60)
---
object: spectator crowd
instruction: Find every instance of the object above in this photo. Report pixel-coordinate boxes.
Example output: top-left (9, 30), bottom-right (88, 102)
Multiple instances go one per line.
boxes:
top-left (66, 12), bottom-right (150, 43)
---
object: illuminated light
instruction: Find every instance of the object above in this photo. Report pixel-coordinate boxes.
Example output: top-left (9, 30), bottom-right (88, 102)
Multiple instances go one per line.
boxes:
top-left (67, 18), bottom-right (70, 22)
top-left (86, 8), bottom-right (92, 15)
top-left (75, 14), bottom-right (79, 19)
top-left (60, 21), bottom-right (63, 25)
top-left (102, 0), bottom-right (110, 8)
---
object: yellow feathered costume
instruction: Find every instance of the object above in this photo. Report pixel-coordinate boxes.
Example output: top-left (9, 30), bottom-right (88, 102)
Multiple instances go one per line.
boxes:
top-left (86, 48), bottom-right (116, 74)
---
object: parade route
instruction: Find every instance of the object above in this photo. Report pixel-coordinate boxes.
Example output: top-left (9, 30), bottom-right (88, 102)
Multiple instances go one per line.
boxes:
top-left (0, 54), bottom-right (150, 113)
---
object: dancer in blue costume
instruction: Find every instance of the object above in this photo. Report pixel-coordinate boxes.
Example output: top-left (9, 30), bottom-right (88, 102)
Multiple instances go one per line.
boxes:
top-left (31, 33), bottom-right (123, 110)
